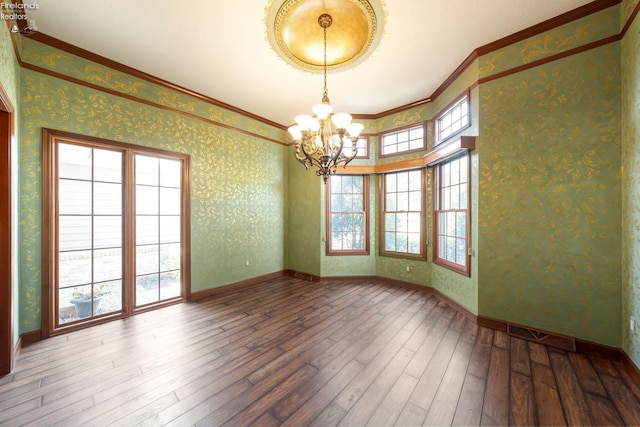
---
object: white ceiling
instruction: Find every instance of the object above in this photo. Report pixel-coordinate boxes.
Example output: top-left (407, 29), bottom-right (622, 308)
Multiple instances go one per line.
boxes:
top-left (25, 0), bottom-right (594, 127)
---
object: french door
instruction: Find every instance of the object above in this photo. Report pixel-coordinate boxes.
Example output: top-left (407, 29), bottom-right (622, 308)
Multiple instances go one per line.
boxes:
top-left (42, 129), bottom-right (190, 336)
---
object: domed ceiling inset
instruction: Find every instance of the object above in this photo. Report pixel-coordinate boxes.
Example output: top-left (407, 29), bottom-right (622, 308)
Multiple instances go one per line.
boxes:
top-left (266, 0), bottom-right (385, 72)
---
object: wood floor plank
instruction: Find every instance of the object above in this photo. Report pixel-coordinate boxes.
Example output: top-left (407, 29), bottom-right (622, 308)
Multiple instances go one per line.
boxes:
top-left (599, 373), bottom-right (640, 426)
top-left (530, 362), bottom-right (567, 426)
top-left (509, 371), bottom-right (536, 426)
top-left (548, 350), bottom-right (594, 426)
top-left (403, 307), bottom-right (454, 379)
top-left (2, 277), bottom-right (640, 426)
top-left (510, 337), bottom-right (531, 376)
top-left (481, 346), bottom-right (510, 426)
top-left (366, 372), bottom-right (419, 426)
top-left (280, 360), bottom-right (363, 427)
top-left (584, 391), bottom-right (625, 426)
top-left (466, 327), bottom-right (494, 379)
top-left (337, 347), bottom-right (414, 426)
top-left (568, 352), bottom-right (608, 397)
top-left (451, 374), bottom-right (486, 426)
top-left (408, 327), bottom-right (462, 413)
top-left (424, 319), bottom-right (476, 426)
top-left (528, 341), bottom-right (551, 366)
top-left (333, 329), bottom-right (413, 413)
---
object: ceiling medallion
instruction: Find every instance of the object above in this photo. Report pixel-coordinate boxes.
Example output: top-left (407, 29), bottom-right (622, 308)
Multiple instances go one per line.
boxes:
top-left (265, 0), bottom-right (385, 72)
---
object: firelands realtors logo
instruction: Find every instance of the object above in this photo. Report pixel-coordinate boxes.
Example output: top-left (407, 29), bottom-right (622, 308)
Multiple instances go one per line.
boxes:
top-left (1, 2), bottom-right (38, 35)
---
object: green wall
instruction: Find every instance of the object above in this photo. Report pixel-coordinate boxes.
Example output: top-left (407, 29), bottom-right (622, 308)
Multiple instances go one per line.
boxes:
top-left (286, 152), bottom-right (322, 276)
top-left (621, 0), bottom-right (640, 366)
top-left (477, 44), bottom-right (622, 346)
top-left (0, 12), bottom-right (21, 346)
top-left (16, 39), bottom-right (288, 333)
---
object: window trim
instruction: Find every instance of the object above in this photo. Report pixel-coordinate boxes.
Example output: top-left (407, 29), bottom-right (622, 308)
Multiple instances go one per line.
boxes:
top-left (379, 168), bottom-right (426, 260)
top-left (326, 174), bottom-right (370, 256)
top-left (41, 128), bottom-right (191, 337)
top-left (433, 91), bottom-right (471, 147)
top-left (342, 135), bottom-right (370, 159)
top-left (432, 153), bottom-right (471, 276)
top-left (378, 123), bottom-right (427, 158)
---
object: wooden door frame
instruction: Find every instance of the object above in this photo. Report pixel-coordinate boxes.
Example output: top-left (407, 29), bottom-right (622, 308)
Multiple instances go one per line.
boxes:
top-left (0, 85), bottom-right (14, 376)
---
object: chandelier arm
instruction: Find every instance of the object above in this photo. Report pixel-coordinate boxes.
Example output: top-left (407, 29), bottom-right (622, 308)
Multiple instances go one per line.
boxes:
top-left (299, 138), bottom-right (324, 170)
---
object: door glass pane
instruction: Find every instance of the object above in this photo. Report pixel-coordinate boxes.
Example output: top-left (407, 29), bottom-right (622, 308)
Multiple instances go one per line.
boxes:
top-left (94, 216), bottom-right (122, 249)
top-left (57, 144), bottom-right (124, 325)
top-left (136, 155), bottom-right (159, 185)
top-left (160, 243), bottom-right (180, 271)
top-left (59, 144), bottom-right (92, 180)
top-left (137, 245), bottom-right (159, 275)
top-left (94, 149), bottom-right (122, 183)
top-left (59, 250), bottom-right (92, 288)
top-left (59, 216), bottom-right (91, 251)
top-left (135, 153), bottom-right (182, 308)
top-left (93, 249), bottom-right (122, 282)
top-left (136, 274), bottom-right (160, 305)
top-left (136, 186), bottom-right (159, 215)
top-left (59, 180), bottom-right (92, 215)
top-left (160, 159), bottom-right (181, 188)
top-left (160, 188), bottom-right (180, 215)
top-left (94, 183), bottom-right (122, 215)
top-left (137, 216), bottom-right (159, 244)
top-left (160, 271), bottom-right (181, 299)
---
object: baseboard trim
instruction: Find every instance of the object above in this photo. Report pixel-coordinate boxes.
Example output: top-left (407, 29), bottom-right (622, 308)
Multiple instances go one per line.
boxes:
top-left (621, 350), bottom-right (640, 381)
top-left (478, 315), bottom-right (624, 361)
top-left (377, 276), bottom-right (478, 323)
top-left (190, 270), bottom-right (289, 302)
top-left (16, 330), bottom-right (42, 351)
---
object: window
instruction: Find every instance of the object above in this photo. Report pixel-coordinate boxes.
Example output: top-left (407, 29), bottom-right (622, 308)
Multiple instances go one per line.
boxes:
top-left (435, 94), bottom-right (470, 145)
top-left (380, 169), bottom-right (425, 259)
top-left (434, 154), bottom-right (470, 275)
top-left (341, 136), bottom-right (369, 159)
top-left (327, 175), bottom-right (369, 255)
top-left (42, 129), bottom-right (190, 334)
top-left (380, 124), bottom-right (425, 157)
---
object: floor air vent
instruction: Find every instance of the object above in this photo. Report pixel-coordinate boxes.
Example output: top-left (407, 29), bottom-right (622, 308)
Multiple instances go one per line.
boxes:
top-left (507, 323), bottom-right (576, 352)
top-left (293, 271), bottom-right (315, 281)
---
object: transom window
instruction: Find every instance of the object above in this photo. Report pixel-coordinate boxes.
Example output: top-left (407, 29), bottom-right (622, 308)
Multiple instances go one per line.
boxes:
top-left (341, 136), bottom-right (369, 159)
top-left (380, 169), bottom-right (425, 259)
top-left (380, 125), bottom-right (425, 157)
top-left (435, 94), bottom-right (470, 145)
top-left (327, 175), bottom-right (369, 255)
top-left (434, 154), bottom-right (470, 275)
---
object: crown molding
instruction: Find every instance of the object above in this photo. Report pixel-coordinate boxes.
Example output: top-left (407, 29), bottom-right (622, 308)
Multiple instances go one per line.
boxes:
top-left (6, 0), bottom-right (625, 131)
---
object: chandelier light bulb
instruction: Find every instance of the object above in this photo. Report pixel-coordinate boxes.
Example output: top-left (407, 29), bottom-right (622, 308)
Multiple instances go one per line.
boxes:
top-left (288, 125), bottom-right (302, 140)
top-left (294, 114), bottom-right (314, 131)
top-left (312, 102), bottom-right (333, 120)
top-left (347, 122), bottom-right (364, 138)
top-left (331, 112), bottom-right (352, 130)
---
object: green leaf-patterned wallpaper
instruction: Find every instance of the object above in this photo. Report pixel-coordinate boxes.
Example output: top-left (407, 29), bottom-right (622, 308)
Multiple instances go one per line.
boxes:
top-left (621, 0), bottom-right (640, 367)
top-left (478, 44), bottom-right (622, 346)
top-left (18, 67), bottom-right (287, 333)
top-left (1, 14), bottom-right (21, 346)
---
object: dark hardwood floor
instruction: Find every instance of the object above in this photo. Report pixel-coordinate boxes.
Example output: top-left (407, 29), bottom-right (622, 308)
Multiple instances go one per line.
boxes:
top-left (2, 276), bottom-right (640, 426)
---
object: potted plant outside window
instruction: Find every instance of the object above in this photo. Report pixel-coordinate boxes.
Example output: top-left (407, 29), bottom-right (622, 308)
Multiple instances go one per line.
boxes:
top-left (70, 284), bottom-right (110, 318)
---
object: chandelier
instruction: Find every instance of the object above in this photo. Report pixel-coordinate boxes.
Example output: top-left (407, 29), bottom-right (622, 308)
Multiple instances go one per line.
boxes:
top-left (288, 13), bottom-right (364, 184)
